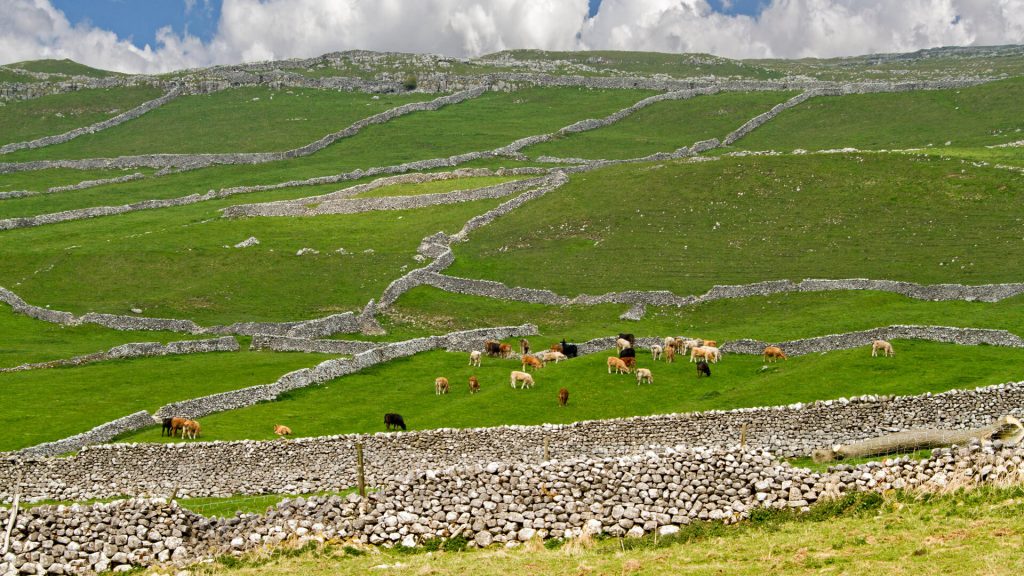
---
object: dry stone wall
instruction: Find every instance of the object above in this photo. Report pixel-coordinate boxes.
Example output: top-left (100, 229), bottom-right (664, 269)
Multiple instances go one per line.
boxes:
top-left (3, 441), bottom-right (1020, 575)
top-left (0, 336), bottom-right (239, 373)
top-left (0, 89), bottom-right (182, 155)
top-left (4, 375), bottom-right (1024, 503)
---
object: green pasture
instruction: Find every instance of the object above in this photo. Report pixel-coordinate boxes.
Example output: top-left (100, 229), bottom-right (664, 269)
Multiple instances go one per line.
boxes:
top-left (10, 59), bottom-right (117, 78)
top-left (0, 195), bottom-right (506, 324)
top-left (0, 167), bottom-right (152, 198)
top-left (0, 303), bottom-right (203, 368)
top-left (445, 153), bottom-right (1024, 294)
top-left (1, 88), bottom-right (438, 160)
top-left (378, 286), bottom-right (1024, 345)
top-left (525, 90), bottom-right (797, 160)
top-left (350, 175), bottom-right (521, 198)
top-left (0, 86), bottom-right (162, 146)
top-left (493, 50), bottom-right (783, 80)
top-left (116, 340), bottom-right (1024, 444)
top-left (0, 350), bottom-right (337, 452)
top-left (730, 77), bottom-right (1024, 151)
top-left (0, 68), bottom-right (42, 83)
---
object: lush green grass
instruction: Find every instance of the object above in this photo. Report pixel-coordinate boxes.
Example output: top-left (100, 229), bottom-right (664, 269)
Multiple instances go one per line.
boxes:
top-left (493, 50), bottom-right (784, 80)
top-left (445, 154), bottom-right (1024, 295)
top-left (731, 77), bottom-right (1024, 151)
top-left (0, 302), bottom-right (205, 368)
top-left (525, 91), bottom-right (796, 160)
top-left (9, 59), bottom-right (118, 78)
top-left (116, 340), bottom-right (1024, 444)
top-left (151, 487), bottom-right (1024, 575)
top-left (0, 195), bottom-right (506, 324)
top-left (380, 286), bottom-right (1024, 345)
top-left (1, 88), bottom-right (438, 160)
top-left (0, 167), bottom-right (152, 197)
top-left (0, 86), bottom-right (162, 146)
top-left (0, 350), bottom-right (337, 452)
top-left (0, 67), bottom-right (42, 83)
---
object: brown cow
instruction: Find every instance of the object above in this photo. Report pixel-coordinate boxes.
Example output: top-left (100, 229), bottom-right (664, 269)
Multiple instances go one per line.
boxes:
top-left (499, 343), bottom-right (513, 358)
top-left (182, 420), bottom-right (201, 440)
top-left (665, 346), bottom-right (676, 363)
top-left (520, 338), bottom-right (530, 355)
top-left (274, 424), bottom-right (292, 437)
top-left (169, 417), bottom-right (188, 438)
top-left (468, 375), bottom-right (480, 394)
top-left (558, 387), bottom-right (569, 407)
top-left (621, 356), bottom-right (637, 371)
top-left (607, 356), bottom-right (630, 374)
top-left (522, 354), bottom-right (545, 372)
top-left (763, 346), bottom-right (787, 363)
top-left (435, 377), bottom-right (450, 395)
top-left (484, 339), bottom-right (502, 357)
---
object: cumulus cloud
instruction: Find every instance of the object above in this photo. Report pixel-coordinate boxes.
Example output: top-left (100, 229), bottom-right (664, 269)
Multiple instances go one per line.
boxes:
top-left (1, 0), bottom-right (1023, 74)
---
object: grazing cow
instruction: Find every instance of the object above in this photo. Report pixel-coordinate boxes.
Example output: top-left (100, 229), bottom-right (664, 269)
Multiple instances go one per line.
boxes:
top-left (384, 413), bottom-right (407, 431)
top-left (558, 387), bottom-right (569, 407)
top-left (274, 424), bottom-right (292, 437)
top-left (468, 375), bottom-right (480, 394)
top-left (696, 360), bottom-right (711, 377)
top-left (484, 339), bottom-right (502, 357)
top-left (169, 417), bottom-right (188, 438)
top-left (469, 350), bottom-right (482, 367)
top-left (522, 354), bottom-right (545, 372)
top-left (636, 368), bottom-right (653, 385)
top-left (702, 346), bottom-right (722, 364)
top-left (550, 343), bottom-right (563, 353)
top-left (665, 345), bottom-right (676, 363)
top-left (871, 339), bottom-right (894, 357)
top-left (607, 356), bottom-right (630, 374)
top-left (560, 339), bottom-right (578, 358)
top-left (690, 346), bottom-right (713, 363)
top-left (499, 343), bottom-right (513, 359)
top-left (616, 338), bottom-right (632, 353)
top-left (435, 377), bottom-right (450, 395)
top-left (650, 344), bottom-right (662, 361)
top-left (520, 338), bottom-right (530, 355)
top-left (510, 370), bottom-right (535, 389)
top-left (681, 339), bottom-right (702, 355)
top-left (618, 333), bottom-right (635, 346)
top-left (621, 356), bottom-right (637, 371)
top-left (702, 340), bottom-right (718, 349)
top-left (619, 347), bottom-right (636, 358)
top-left (161, 417), bottom-right (174, 437)
top-left (763, 346), bottom-right (787, 363)
top-left (540, 350), bottom-right (567, 363)
top-left (182, 420), bottom-right (201, 439)
top-left (664, 336), bottom-right (676, 349)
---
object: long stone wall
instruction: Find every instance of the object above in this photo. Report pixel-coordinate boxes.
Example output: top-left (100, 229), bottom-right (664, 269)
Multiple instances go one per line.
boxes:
top-left (0, 89), bottom-right (182, 155)
top-left (0, 286), bottom-right (362, 337)
top-left (0, 88), bottom-right (485, 176)
top-left (3, 441), bottom-right (1019, 575)
top-left (0, 336), bottom-right (239, 373)
top-left (4, 372), bottom-right (1024, 503)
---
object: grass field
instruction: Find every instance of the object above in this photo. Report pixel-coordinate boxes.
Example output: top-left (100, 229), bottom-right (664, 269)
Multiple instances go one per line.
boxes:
top-left (144, 486), bottom-right (1024, 576)
top-left (0, 194), bottom-right (506, 324)
top-left (0, 86), bottom-right (163, 146)
top-left (9, 59), bottom-right (117, 78)
top-left (525, 91), bottom-right (797, 160)
top-left (0, 89), bottom-right (438, 160)
top-left (730, 77), bottom-right (1024, 151)
top-left (0, 350), bottom-right (337, 452)
top-left (0, 303), bottom-right (202, 368)
top-left (445, 153), bottom-right (1024, 294)
top-left (380, 286), bottom-right (1024, 344)
top-left (116, 340), bottom-right (1024, 444)
top-left (0, 167), bottom-right (153, 198)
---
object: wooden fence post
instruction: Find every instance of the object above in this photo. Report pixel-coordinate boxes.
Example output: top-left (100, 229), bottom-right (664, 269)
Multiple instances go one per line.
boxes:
top-left (356, 442), bottom-right (366, 499)
top-left (1, 471), bottom-right (22, 556)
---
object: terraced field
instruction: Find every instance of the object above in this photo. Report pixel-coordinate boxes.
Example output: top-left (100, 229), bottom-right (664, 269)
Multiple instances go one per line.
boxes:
top-left (1, 47), bottom-right (1022, 459)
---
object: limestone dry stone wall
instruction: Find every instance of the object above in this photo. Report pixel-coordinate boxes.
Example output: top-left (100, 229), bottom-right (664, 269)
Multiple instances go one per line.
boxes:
top-left (2, 441), bottom-right (1021, 574)
top-left (4, 374), bottom-right (1024, 503)
top-left (0, 336), bottom-right (239, 373)
top-left (0, 89), bottom-right (182, 155)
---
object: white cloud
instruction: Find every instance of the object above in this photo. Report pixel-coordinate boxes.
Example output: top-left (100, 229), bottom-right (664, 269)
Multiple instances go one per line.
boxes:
top-left (1, 0), bottom-right (1023, 74)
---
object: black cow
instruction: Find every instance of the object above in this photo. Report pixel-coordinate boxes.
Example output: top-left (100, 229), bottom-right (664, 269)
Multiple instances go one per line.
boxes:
top-left (696, 361), bottom-right (711, 378)
top-left (560, 339), bottom-right (578, 358)
top-left (619, 347), bottom-right (636, 358)
top-left (618, 333), bottom-right (635, 346)
top-left (161, 417), bottom-right (173, 437)
top-left (384, 413), bottom-right (407, 431)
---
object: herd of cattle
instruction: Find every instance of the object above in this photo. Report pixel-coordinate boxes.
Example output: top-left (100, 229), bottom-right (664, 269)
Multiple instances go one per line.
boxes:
top-left (156, 334), bottom-right (896, 438)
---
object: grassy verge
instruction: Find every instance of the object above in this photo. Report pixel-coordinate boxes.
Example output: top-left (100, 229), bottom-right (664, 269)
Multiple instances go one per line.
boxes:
top-left (153, 486), bottom-right (1024, 576)
top-left (524, 90), bottom-right (796, 160)
top-left (445, 153), bottom-right (1024, 294)
top-left (116, 340), bottom-right (1024, 443)
top-left (0, 350), bottom-right (337, 452)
